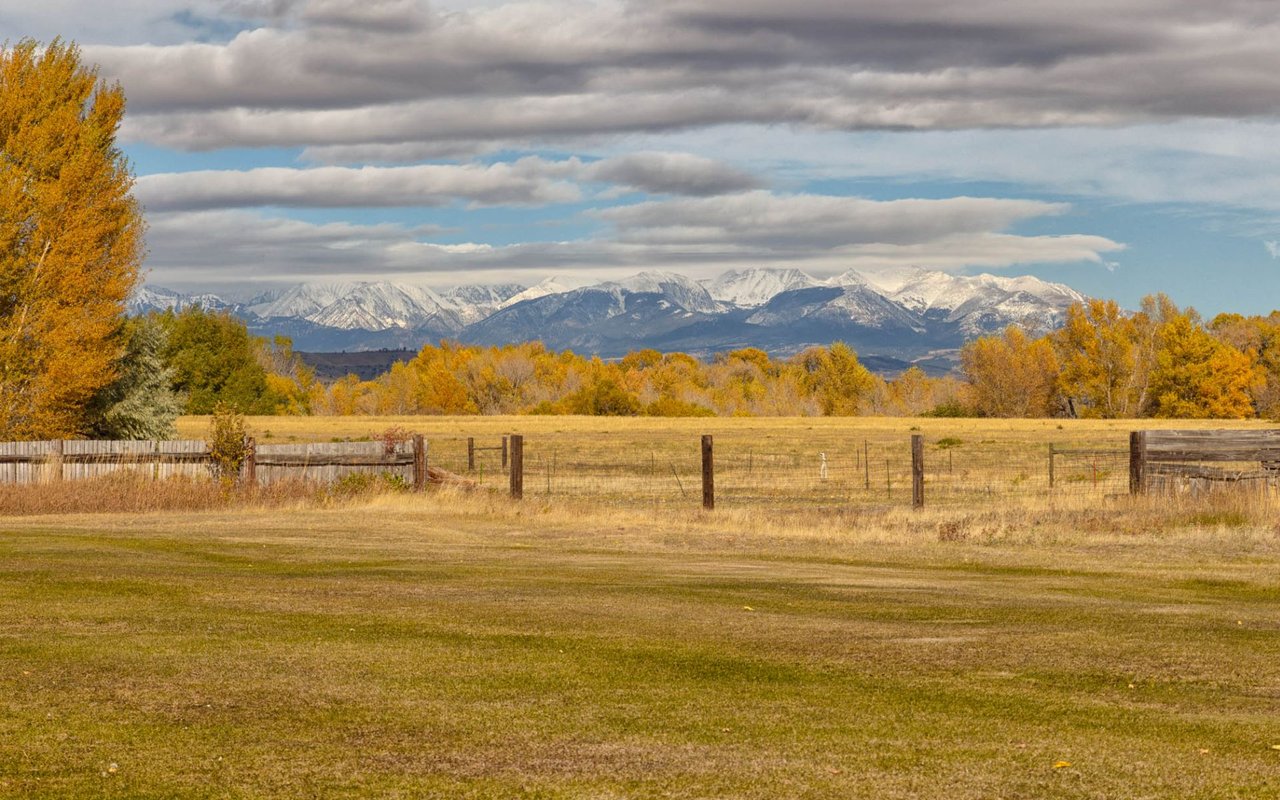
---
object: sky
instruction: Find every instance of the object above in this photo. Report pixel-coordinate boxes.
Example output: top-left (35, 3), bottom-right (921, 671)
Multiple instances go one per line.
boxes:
top-left (5, 0), bottom-right (1280, 314)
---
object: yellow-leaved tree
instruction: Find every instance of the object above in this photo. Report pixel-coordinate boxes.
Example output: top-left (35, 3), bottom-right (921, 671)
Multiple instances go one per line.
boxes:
top-left (1147, 306), bottom-right (1261, 419)
top-left (961, 326), bottom-right (1060, 417)
top-left (0, 40), bottom-right (143, 439)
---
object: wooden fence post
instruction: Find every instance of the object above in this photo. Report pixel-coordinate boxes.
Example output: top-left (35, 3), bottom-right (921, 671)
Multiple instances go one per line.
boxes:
top-left (413, 435), bottom-right (426, 492)
top-left (863, 440), bottom-right (870, 490)
top-left (701, 435), bottom-right (714, 511)
top-left (911, 434), bottom-right (924, 509)
top-left (1048, 443), bottom-right (1055, 489)
top-left (467, 437), bottom-right (475, 472)
top-left (243, 437), bottom-right (257, 487)
top-left (49, 439), bottom-right (64, 483)
top-left (1129, 431), bottom-right (1147, 495)
top-left (509, 435), bottom-right (523, 500)
top-left (501, 436), bottom-right (508, 469)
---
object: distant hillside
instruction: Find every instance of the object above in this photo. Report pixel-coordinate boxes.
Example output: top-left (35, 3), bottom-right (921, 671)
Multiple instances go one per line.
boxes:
top-left (298, 349), bottom-right (417, 381)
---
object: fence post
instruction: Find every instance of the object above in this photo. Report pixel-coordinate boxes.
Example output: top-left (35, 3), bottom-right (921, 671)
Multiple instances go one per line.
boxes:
top-left (701, 435), bottom-right (714, 511)
top-left (1048, 443), bottom-right (1055, 489)
top-left (864, 440), bottom-right (870, 490)
top-left (509, 435), bottom-right (523, 500)
top-left (911, 434), bottom-right (924, 509)
top-left (502, 436), bottom-right (509, 469)
top-left (413, 434), bottom-right (426, 492)
top-left (243, 436), bottom-right (257, 487)
top-left (467, 437), bottom-right (475, 472)
top-left (49, 439), bottom-right (64, 483)
top-left (1129, 431), bottom-right (1147, 495)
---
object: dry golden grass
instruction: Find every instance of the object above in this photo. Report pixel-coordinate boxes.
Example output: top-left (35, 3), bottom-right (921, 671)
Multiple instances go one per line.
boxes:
top-left (177, 415), bottom-right (1280, 515)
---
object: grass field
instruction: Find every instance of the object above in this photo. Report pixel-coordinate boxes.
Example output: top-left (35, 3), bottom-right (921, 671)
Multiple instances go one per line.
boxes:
top-left (3, 486), bottom-right (1280, 797)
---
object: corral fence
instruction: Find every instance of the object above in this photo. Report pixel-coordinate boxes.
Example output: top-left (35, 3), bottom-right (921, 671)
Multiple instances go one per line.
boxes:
top-left (1, 429), bottom-right (1276, 511)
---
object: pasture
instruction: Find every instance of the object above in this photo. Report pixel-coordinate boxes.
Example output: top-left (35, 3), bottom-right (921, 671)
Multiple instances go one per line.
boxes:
top-left (2, 417), bottom-right (1278, 797)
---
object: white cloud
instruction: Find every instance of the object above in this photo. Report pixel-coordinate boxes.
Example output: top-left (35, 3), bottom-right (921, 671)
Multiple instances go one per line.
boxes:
top-left (1265, 240), bottom-right (1280, 259)
top-left (142, 190), bottom-right (1123, 285)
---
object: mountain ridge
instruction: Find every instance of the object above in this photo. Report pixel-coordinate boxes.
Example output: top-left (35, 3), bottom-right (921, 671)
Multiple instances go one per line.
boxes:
top-left (128, 267), bottom-right (1087, 368)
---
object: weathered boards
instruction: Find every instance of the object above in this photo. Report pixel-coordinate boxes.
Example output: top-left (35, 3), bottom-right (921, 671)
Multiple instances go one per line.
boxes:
top-left (1131, 429), bottom-right (1280, 493)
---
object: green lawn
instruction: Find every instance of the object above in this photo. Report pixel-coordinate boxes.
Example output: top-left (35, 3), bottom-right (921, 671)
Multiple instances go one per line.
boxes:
top-left (2, 502), bottom-right (1279, 798)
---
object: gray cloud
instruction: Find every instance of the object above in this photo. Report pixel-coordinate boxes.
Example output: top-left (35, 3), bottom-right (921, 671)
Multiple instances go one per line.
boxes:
top-left (134, 161), bottom-right (582, 211)
top-left (78, 0), bottom-right (1280, 154)
top-left (585, 152), bottom-right (763, 196)
top-left (132, 152), bottom-right (760, 212)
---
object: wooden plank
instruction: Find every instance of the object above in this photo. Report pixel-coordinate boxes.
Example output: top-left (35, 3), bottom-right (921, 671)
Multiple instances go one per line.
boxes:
top-left (1148, 463), bottom-right (1276, 481)
top-left (252, 454), bottom-right (414, 467)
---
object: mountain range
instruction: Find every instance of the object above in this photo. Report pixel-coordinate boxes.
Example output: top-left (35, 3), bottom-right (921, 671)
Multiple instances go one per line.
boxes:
top-left (129, 267), bottom-right (1086, 372)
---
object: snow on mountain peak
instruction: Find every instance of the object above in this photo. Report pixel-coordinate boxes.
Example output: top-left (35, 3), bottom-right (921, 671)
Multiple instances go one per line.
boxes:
top-left (705, 268), bottom-right (820, 307)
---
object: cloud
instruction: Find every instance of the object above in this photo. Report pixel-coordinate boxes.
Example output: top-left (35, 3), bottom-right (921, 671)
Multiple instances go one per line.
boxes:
top-left (134, 161), bottom-right (583, 211)
top-left (1266, 240), bottom-right (1280, 259)
top-left (142, 190), bottom-right (1123, 285)
top-left (132, 152), bottom-right (761, 212)
top-left (72, 0), bottom-right (1280, 154)
top-left (595, 191), bottom-right (1071, 248)
top-left (584, 152), bottom-right (763, 196)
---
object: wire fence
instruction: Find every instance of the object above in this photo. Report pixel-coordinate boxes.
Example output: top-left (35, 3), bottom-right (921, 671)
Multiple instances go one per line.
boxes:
top-left (421, 431), bottom-right (1137, 512)
top-left (9, 429), bottom-right (1278, 512)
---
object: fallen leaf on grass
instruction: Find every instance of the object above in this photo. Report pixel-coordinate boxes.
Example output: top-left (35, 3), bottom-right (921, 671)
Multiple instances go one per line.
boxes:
top-left (742, 606), bottom-right (754, 611)
top-left (1053, 761), bottom-right (1072, 769)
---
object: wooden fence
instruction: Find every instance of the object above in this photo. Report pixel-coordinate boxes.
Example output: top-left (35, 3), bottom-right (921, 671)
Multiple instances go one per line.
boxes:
top-left (0, 437), bottom-right (428, 490)
top-left (1130, 429), bottom-right (1280, 493)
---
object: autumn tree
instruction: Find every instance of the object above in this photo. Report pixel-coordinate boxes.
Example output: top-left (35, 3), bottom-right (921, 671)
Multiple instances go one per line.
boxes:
top-left (1053, 299), bottom-right (1147, 418)
top-left (794, 342), bottom-right (876, 416)
top-left (1147, 306), bottom-right (1261, 419)
top-left (0, 40), bottom-right (144, 438)
top-left (961, 326), bottom-right (1060, 417)
top-left (1210, 312), bottom-right (1280, 417)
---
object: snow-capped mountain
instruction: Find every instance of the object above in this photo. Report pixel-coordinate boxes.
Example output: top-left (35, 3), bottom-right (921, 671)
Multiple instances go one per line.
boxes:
top-left (883, 269), bottom-right (1085, 337)
top-left (704, 268), bottom-right (821, 307)
top-left (127, 286), bottom-right (233, 315)
top-left (500, 275), bottom-right (601, 309)
top-left (442, 283), bottom-right (524, 325)
top-left (131, 267), bottom-right (1089, 365)
top-left (610, 271), bottom-right (725, 315)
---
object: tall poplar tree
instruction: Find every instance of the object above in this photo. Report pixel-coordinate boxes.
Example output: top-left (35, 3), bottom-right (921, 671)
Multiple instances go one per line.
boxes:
top-left (0, 40), bottom-right (143, 439)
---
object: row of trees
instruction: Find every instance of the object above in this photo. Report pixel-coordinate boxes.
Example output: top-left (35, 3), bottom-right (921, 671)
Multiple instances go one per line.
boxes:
top-left (305, 340), bottom-right (969, 418)
top-left (9, 295), bottom-right (1279, 439)
top-left (961, 295), bottom-right (1274, 419)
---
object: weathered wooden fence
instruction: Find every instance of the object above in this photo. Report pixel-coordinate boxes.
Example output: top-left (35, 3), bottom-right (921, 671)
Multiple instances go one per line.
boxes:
top-left (1129, 429), bottom-right (1280, 494)
top-left (0, 438), bottom-right (429, 490)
